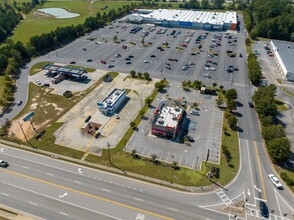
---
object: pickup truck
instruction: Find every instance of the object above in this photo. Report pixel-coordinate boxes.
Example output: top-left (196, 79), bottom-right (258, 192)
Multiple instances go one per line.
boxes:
top-left (0, 160), bottom-right (8, 168)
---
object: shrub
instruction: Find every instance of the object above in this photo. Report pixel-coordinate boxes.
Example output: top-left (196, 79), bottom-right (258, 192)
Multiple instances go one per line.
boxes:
top-left (280, 172), bottom-right (294, 186)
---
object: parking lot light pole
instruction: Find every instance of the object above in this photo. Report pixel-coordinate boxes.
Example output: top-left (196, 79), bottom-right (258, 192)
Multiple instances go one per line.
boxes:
top-left (107, 142), bottom-right (111, 163)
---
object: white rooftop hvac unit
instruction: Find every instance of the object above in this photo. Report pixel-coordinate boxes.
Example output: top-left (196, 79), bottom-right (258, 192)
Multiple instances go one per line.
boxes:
top-left (158, 118), bottom-right (164, 124)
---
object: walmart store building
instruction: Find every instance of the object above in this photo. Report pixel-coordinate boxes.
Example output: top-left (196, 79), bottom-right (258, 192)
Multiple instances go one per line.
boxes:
top-left (128, 9), bottom-right (238, 31)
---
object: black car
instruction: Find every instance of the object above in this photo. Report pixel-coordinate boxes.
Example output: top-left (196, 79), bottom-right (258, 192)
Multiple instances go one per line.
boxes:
top-left (0, 160), bottom-right (8, 168)
top-left (234, 68), bottom-right (239, 71)
top-left (259, 202), bottom-right (269, 218)
top-left (126, 61), bottom-right (132, 64)
top-left (248, 102), bottom-right (254, 108)
top-left (150, 55), bottom-right (156, 58)
top-left (226, 68), bottom-right (233, 73)
top-left (239, 53), bottom-right (243, 58)
top-left (43, 83), bottom-right (50, 87)
top-left (129, 55), bottom-right (134, 58)
top-left (125, 58), bottom-right (131, 61)
top-left (86, 59), bottom-right (92, 62)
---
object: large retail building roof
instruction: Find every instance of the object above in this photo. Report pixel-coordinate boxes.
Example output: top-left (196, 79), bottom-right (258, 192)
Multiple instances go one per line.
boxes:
top-left (272, 40), bottom-right (294, 74)
top-left (139, 9), bottom-right (237, 25)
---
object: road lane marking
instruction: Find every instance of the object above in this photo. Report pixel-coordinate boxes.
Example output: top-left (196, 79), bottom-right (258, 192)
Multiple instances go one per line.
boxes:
top-left (134, 197), bottom-right (143, 202)
top-left (29, 202), bottom-right (38, 206)
top-left (21, 166), bottom-right (29, 169)
top-left (58, 192), bottom-right (68, 198)
top-left (254, 197), bottom-right (267, 202)
top-left (0, 165), bottom-right (169, 220)
top-left (59, 212), bottom-right (68, 216)
top-left (254, 141), bottom-right (267, 201)
top-left (246, 140), bottom-right (256, 205)
top-left (0, 148), bottom-right (4, 152)
top-left (1, 193), bottom-right (9, 197)
top-left (73, 180), bottom-right (81, 184)
top-left (102, 188), bottom-right (111, 193)
top-left (7, 182), bottom-right (123, 220)
top-left (168, 208), bottom-right (178, 212)
top-left (46, 173), bottom-right (54, 176)
top-left (274, 189), bottom-right (282, 219)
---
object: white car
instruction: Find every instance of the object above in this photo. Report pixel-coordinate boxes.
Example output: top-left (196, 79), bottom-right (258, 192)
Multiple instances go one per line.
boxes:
top-left (35, 79), bottom-right (41, 85)
top-left (143, 60), bottom-right (150, 63)
top-left (204, 73), bottom-right (211, 78)
top-left (209, 67), bottom-right (216, 71)
top-left (204, 67), bottom-right (210, 71)
top-left (268, 174), bottom-right (283, 189)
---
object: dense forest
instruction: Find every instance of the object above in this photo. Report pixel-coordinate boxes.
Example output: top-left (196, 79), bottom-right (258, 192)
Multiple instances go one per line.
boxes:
top-left (244, 0), bottom-right (294, 41)
top-left (0, 3), bottom-right (22, 42)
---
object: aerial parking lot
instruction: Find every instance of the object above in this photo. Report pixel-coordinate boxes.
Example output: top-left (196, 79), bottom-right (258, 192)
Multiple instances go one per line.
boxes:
top-left (47, 22), bottom-right (246, 87)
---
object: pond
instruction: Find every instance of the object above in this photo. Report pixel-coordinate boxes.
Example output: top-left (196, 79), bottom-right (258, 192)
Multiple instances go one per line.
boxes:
top-left (38, 8), bottom-right (80, 19)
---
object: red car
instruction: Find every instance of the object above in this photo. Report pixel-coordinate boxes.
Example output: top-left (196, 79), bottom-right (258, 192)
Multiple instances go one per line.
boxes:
top-left (122, 45), bottom-right (127, 49)
top-left (268, 53), bottom-right (274, 57)
top-left (100, 60), bottom-right (106, 64)
top-left (181, 43), bottom-right (187, 47)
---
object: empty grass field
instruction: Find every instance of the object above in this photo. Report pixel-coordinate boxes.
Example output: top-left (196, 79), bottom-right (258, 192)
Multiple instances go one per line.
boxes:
top-left (11, 1), bottom-right (136, 44)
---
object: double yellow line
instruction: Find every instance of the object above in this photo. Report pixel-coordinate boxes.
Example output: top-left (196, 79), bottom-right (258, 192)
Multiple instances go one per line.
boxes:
top-left (254, 141), bottom-right (267, 201)
top-left (1, 169), bottom-right (173, 220)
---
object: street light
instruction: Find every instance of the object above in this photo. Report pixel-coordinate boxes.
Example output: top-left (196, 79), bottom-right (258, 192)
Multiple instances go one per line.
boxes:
top-left (107, 141), bottom-right (111, 163)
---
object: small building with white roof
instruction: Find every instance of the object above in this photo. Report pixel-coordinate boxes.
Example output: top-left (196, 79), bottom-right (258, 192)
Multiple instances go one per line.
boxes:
top-left (127, 9), bottom-right (237, 31)
top-left (151, 103), bottom-right (185, 139)
top-left (270, 40), bottom-right (294, 81)
top-left (97, 89), bottom-right (127, 115)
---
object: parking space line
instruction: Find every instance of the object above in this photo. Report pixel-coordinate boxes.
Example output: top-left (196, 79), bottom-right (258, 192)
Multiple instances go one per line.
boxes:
top-left (159, 151), bottom-right (164, 160)
top-left (137, 145), bottom-right (142, 153)
top-left (130, 143), bottom-right (135, 152)
top-left (178, 155), bottom-right (182, 165)
top-left (185, 157), bottom-right (189, 167)
top-left (141, 146), bottom-right (147, 155)
top-left (147, 148), bottom-right (153, 156)
top-left (166, 152), bottom-right (170, 161)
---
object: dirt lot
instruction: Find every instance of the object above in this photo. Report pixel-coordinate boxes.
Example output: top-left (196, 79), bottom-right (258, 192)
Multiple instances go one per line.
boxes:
top-left (54, 73), bottom-right (158, 154)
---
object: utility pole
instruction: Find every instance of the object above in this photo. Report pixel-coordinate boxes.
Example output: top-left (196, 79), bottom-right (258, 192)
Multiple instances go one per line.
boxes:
top-left (18, 121), bottom-right (28, 143)
top-left (205, 149), bottom-right (210, 166)
top-left (107, 142), bottom-right (111, 163)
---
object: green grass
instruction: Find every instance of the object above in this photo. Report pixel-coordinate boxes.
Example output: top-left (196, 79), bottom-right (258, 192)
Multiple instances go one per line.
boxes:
top-left (30, 62), bottom-right (53, 76)
top-left (11, 1), bottom-right (136, 44)
top-left (274, 98), bottom-right (288, 111)
top-left (275, 166), bottom-right (294, 192)
top-left (277, 79), bottom-right (282, 84)
top-left (281, 87), bottom-right (294, 97)
top-left (0, 76), bottom-right (5, 100)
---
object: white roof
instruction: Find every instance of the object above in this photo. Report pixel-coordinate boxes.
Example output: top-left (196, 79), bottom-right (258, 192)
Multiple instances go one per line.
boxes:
top-left (155, 105), bottom-right (183, 128)
top-left (140, 9), bottom-right (237, 25)
top-left (100, 89), bottom-right (125, 108)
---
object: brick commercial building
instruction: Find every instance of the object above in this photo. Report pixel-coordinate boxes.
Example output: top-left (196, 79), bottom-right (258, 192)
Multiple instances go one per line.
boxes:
top-left (151, 103), bottom-right (185, 139)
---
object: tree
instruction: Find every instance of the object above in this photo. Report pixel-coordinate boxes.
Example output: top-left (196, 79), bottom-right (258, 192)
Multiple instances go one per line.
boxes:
top-left (193, 80), bottom-right (202, 90)
top-left (139, 109), bottom-right (145, 118)
top-left (227, 115), bottom-right (238, 129)
top-left (225, 88), bottom-right (237, 100)
top-left (131, 149), bottom-right (138, 158)
top-left (212, 82), bottom-right (217, 88)
top-left (261, 124), bottom-right (286, 143)
top-left (227, 99), bottom-right (237, 112)
top-left (155, 81), bottom-right (165, 91)
top-left (212, 0), bottom-right (224, 9)
top-left (151, 154), bottom-right (158, 163)
top-left (171, 161), bottom-right (178, 170)
top-left (130, 70), bottom-right (136, 78)
top-left (130, 121), bottom-right (136, 129)
top-left (219, 85), bottom-right (224, 91)
top-left (145, 97), bottom-right (152, 106)
top-left (267, 137), bottom-right (291, 164)
top-left (113, 35), bottom-right (118, 42)
top-left (216, 96), bottom-right (224, 106)
top-left (137, 72), bottom-right (142, 79)
top-left (143, 72), bottom-right (150, 80)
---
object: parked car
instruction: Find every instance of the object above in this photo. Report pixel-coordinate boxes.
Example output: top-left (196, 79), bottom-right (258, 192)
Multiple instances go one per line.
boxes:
top-left (190, 110), bottom-right (200, 116)
top-left (101, 60), bottom-right (106, 64)
top-left (16, 101), bottom-right (22, 106)
top-left (70, 61), bottom-right (76, 64)
top-left (126, 61), bottom-right (132, 64)
top-left (268, 174), bottom-right (283, 189)
top-left (129, 55), bottom-right (134, 58)
top-left (239, 53), bottom-right (243, 58)
top-left (143, 60), bottom-right (150, 63)
top-left (43, 83), bottom-right (50, 87)
top-left (0, 160), bottom-right (8, 168)
top-left (268, 53), bottom-right (274, 57)
top-left (150, 55), bottom-right (156, 58)
top-left (63, 90), bottom-right (73, 98)
top-left (248, 102), bottom-right (254, 108)
top-left (108, 64), bottom-right (115, 68)
top-left (87, 59), bottom-right (92, 62)
top-left (259, 202), bottom-right (269, 218)
top-left (35, 79), bottom-right (41, 85)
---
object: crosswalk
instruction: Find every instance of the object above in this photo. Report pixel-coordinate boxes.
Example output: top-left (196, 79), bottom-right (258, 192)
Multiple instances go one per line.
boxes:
top-left (245, 206), bottom-right (291, 220)
top-left (216, 190), bottom-right (232, 206)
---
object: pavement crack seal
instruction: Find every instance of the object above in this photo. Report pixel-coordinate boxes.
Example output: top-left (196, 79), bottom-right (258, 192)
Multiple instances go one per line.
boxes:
top-left (0, 169), bottom-right (173, 220)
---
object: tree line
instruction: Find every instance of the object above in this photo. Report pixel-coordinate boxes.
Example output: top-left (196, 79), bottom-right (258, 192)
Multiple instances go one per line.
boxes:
top-left (243, 0), bottom-right (294, 41)
top-left (0, 3), bottom-right (137, 112)
top-left (252, 84), bottom-right (291, 165)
